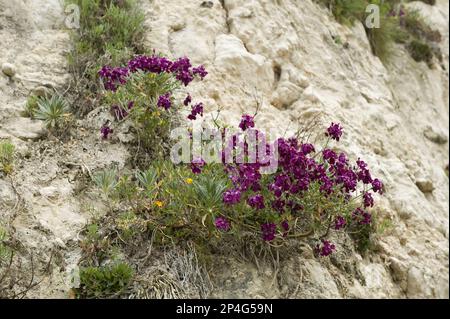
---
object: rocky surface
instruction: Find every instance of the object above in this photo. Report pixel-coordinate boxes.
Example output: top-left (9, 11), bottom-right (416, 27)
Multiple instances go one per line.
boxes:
top-left (142, 0), bottom-right (449, 298)
top-left (0, 0), bottom-right (448, 298)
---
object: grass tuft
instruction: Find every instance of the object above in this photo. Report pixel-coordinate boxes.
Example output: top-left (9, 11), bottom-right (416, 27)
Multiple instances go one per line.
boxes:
top-left (65, 0), bottom-right (145, 114)
top-left (0, 140), bottom-right (15, 175)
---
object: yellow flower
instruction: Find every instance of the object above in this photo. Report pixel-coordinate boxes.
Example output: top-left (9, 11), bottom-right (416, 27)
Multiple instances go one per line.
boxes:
top-left (155, 200), bottom-right (164, 208)
top-left (185, 178), bottom-right (193, 184)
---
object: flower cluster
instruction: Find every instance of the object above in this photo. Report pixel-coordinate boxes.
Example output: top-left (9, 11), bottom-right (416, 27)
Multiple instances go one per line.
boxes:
top-left (316, 240), bottom-right (336, 257)
top-left (157, 93), bottom-right (172, 110)
top-left (191, 158), bottom-right (206, 174)
top-left (334, 216), bottom-right (346, 230)
top-left (238, 114), bottom-right (255, 131)
top-left (223, 189), bottom-right (241, 205)
top-left (325, 122), bottom-right (343, 141)
top-left (98, 66), bottom-right (129, 91)
top-left (100, 124), bottom-right (113, 139)
top-left (206, 120), bottom-right (383, 256)
top-left (126, 55), bottom-right (207, 86)
top-left (100, 54), bottom-right (207, 90)
top-left (248, 194), bottom-right (265, 209)
top-left (187, 103), bottom-right (204, 121)
top-left (99, 54), bottom-right (208, 139)
top-left (215, 217), bottom-right (231, 232)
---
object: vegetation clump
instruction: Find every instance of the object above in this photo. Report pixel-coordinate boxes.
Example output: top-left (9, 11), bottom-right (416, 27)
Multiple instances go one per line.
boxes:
top-left (0, 140), bottom-right (15, 175)
top-left (76, 262), bottom-right (134, 299)
top-left (65, 0), bottom-right (145, 114)
top-left (34, 95), bottom-right (71, 130)
top-left (316, 0), bottom-right (442, 65)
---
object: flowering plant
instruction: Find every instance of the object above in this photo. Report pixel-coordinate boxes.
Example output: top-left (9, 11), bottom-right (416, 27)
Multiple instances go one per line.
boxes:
top-left (186, 115), bottom-right (384, 256)
top-left (98, 54), bottom-right (207, 153)
top-left (93, 54), bottom-right (384, 258)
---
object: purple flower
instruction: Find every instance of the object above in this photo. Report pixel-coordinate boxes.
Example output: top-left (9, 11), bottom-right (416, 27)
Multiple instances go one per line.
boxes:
top-left (356, 158), bottom-right (368, 170)
top-left (98, 66), bottom-right (129, 91)
top-left (338, 152), bottom-right (348, 165)
top-left (358, 168), bottom-right (373, 185)
top-left (269, 183), bottom-right (283, 198)
top-left (183, 94), bottom-right (192, 106)
top-left (192, 65), bottom-right (208, 79)
top-left (317, 240), bottom-right (336, 257)
top-left (100, 124), bottom-right (113, 139)
top-left (326, 122), bottom-right (343, 141)
top-left (372, 178), bottom-right (383, 194)
top-left (215, 216), bottom-right (230, 232)
top-left (223, 189), bottom-right (241, 205)
top-left (274, 173), bottom-right (291, 191)
top-left (190, 158), bottom-right (205, 174)
top-left (170, 57), bottom-right (194, 86)
top-left (319, 175), bottom-right (334, 195)
top-left (334, 216), bottom-right (346, 230)
top-left (239, 115), bottom-right (255, 131)
top-left (322, 149), bottom-right (337, 164)
top-left (247, 194), bottom-right (265, 209)
top-left (363, 192), bottom-right (374, 208)
top-left (157, 93), bottom-right (171, 110)
top-left (301, 143), bottom-right (315, 155)
top-left (128, 55), bottom-right (173, 74)
top-left (187, 103), bottom-right (204, 121)
top-left (261, 223), bottom-right (277, 241)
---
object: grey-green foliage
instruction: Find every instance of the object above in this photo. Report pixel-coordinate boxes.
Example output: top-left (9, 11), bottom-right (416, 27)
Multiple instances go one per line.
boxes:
top-left (136, 168), bottom-right (158, 194)
top-left (93, 169), bottom-right (119, 197)
top-left (193, 174), bottom-right (229, 211)
top-left (77, 262), bottom-right (134, 298)
top-left (34, 95), bottom-right (70, 129)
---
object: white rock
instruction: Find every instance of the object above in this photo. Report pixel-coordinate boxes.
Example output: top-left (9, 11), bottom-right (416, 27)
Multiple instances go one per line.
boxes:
top-left (407, 267), bottom-right (428, 298)
top-left (0, 179), bottom-right (16, 206)
top-left (214, 34), bottom-right (274, 93)
top-left (3, 117), bottom-right (45, 141)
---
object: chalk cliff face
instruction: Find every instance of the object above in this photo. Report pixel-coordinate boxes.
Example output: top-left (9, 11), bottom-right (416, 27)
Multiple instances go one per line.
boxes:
top-left (0, 0), bottom-right (448, 298)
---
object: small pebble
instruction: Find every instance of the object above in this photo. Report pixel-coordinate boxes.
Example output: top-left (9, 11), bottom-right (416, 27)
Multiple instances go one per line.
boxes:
top-left (2, 62), bottom-right (16, 77)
